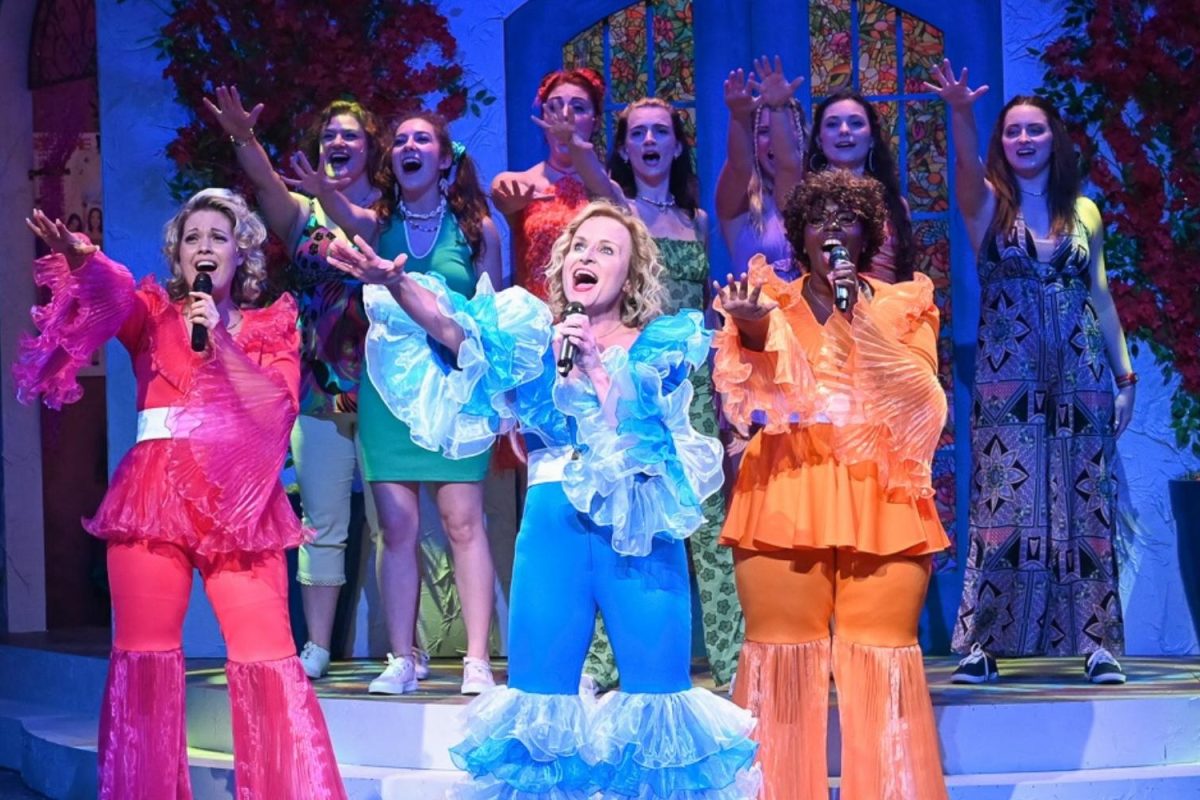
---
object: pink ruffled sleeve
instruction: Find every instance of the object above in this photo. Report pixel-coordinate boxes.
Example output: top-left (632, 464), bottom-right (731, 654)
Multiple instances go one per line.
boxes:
top-left (13, 251), bottom-right (138, 409)
top-left (711, 255), bottom-right (815, 433)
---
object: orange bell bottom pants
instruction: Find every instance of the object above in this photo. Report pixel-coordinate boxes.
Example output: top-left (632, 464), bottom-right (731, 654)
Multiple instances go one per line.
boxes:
top-left (732, 547), bottom-right (948, 800)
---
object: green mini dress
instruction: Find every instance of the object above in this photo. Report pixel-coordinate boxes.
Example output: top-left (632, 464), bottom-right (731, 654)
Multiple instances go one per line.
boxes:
top-left (358, 213), bottom-right (492, 483)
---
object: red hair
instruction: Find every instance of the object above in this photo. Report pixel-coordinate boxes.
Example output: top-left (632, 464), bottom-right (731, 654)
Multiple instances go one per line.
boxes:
top-left (533, 67), bottom-right (606, 114)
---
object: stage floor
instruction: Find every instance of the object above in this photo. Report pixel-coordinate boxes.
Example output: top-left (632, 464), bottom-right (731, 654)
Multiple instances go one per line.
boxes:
top-left (185, 654), bottom-right (1200, 705)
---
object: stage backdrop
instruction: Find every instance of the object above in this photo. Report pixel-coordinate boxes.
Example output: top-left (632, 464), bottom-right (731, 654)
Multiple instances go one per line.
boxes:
top-left (90, 0), bottom-right (1197, 657)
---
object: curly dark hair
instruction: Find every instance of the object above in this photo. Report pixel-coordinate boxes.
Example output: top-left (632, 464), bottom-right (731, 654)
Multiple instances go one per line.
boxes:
top-left (807, 89), bottom-right (914, 280)
top-left (783, 170), bottom-right (888, 270)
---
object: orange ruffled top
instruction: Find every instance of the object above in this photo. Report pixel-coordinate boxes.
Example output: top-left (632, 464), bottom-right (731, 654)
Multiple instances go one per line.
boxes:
top-left (714, 256), bottom-right (949, 557)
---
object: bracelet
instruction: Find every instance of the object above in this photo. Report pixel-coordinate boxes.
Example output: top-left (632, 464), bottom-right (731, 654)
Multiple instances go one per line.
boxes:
top-left (1114, 371), bottom-right (1138, 389)
top-left (230, 128), bottom-right (255, 148)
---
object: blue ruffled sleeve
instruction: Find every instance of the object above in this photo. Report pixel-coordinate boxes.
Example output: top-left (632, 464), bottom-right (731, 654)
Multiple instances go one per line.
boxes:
top-left (363, 273), bottom-right (552, 458)
top-left (553, 310), bottom-right (724, 557)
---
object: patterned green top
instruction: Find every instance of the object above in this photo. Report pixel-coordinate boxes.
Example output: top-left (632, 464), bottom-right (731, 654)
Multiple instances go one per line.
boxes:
top-left (655, 237), bottom-right (709, 314)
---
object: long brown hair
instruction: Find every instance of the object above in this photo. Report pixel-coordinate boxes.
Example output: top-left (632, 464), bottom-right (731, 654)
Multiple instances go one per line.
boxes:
top-left (985, 95), bottom-right (1080, 237)
top-left (375, 112), bottom-right (491, 260)
top-left (808, 89), bottom-right (914, 280)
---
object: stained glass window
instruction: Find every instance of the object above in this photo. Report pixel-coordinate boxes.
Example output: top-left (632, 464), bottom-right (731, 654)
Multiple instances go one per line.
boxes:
top-left (810, 1), bottom-right (957, 568)
top-left (562, 0), bottom-right (697, 167)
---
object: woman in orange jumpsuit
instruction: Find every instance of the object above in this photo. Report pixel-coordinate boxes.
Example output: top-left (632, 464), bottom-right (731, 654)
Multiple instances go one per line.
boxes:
top-left (713, 169), bottom-right (949, 799)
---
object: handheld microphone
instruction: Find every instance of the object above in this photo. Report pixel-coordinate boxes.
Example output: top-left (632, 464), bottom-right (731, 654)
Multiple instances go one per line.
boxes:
top-left (190, 272), bottom-right (214, 352)
top-left (822, 239), bottom-right (853, 312)
top-left (557, 301), bottom-right (586, 377)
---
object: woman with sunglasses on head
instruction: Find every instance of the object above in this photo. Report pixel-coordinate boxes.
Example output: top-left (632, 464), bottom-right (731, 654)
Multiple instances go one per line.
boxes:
top-left (714, 169), bottom-right (949, 799)
top-left (17, 191), bottom-right (346, 799)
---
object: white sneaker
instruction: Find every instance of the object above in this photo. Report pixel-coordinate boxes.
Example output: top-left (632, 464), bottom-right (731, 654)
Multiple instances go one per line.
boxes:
top-left (1085, 648), bottom-right (1127, 684)
top-left (368, 653), bottom-right (418, 695)
top-left (578, 673), bottom-right (600, 699)
top-left (413, 647), bottom-right (431, 681)
top-left (299, 641), bottom-right (330, 679)
top-left (461, 657), bottom-right (495, 695)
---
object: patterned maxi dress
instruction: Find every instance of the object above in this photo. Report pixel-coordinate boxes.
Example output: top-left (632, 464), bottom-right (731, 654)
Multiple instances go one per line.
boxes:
top-left (952, 213), bottom-right (1124, 657)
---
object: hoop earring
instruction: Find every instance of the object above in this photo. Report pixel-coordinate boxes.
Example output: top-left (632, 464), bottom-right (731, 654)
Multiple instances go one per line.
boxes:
top-left (808, 151), bottom-right (826, 172)
top-left (867, 146), bottom-right (877, 174)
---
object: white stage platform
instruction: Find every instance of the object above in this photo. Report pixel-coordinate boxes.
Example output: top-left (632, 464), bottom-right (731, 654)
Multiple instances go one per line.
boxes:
top-left (1, 636), bottom-right (1199, 799)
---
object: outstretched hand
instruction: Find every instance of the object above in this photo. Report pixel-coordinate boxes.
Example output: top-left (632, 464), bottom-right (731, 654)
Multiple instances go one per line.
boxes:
top-left (753, 55), bottom-right (804, 108)
top-left (327, 235), bottom-right (408, 287)
top-left (25, 209), bottom-right (98, 270)
top-left (281, 151), bottom-right (352, 198)
top-left (723, 68), bottom-right (762, 118)
top-left (531, 107), bottom-right (591, 151)
top-left (202, 85), bottom-right (262, 142)
top-left (712, 273), bottom-right (778, 323)
top-left (923, 58), bottom-right (989, 109)
top-left (492, 179), bottom-right (551, 214)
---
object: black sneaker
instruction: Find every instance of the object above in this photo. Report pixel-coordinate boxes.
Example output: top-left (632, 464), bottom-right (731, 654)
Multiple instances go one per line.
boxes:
top-left (951, 643), bottom-right (999, 684)
top-left (1084, 648), bottom-right (1127, 684)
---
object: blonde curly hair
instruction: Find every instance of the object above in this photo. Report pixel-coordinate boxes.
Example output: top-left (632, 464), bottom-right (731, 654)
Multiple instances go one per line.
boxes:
top-left (163, 188), bottom-right (268, 306)
top-left (542, 201), bottom-right (667, 328)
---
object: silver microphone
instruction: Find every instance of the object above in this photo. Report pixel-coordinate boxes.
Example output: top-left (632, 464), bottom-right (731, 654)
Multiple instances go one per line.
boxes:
top-left (822, 239), bottom-right (852, 312)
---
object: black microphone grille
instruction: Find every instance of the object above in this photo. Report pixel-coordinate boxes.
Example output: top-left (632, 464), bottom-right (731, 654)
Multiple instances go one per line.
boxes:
top-left (564, 301), bottom-right (586, 315)
top-left (193, 273), bottom-right (214, 292)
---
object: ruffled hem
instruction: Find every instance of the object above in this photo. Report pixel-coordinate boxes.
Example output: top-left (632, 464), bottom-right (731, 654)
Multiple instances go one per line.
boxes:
top-left (449, 687), bottom-right (594, 796)
top-left (587, 688), bottom-right (761, 800)
top-left (364, 274), bottom-right (552, 459)
top-left (721, 426), bottom-right (949, 556)
top-left (14, 251), bottom-right (136, 409)
top-left (713, 269), bottom-right (945, 500)
top-left (555, 312), bottom-right (723, 557)
top-left (85, 441), bottom-right (307, 555)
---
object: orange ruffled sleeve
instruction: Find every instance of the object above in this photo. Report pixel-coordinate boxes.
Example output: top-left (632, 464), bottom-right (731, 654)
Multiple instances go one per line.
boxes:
top-left (838, 274), bottom-right (946, 499)
top-left (712, 255), bottom-right (815, 433)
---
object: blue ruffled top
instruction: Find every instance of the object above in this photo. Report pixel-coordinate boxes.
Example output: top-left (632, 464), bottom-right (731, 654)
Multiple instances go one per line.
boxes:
top-left (363, 272), bottom-right (724, 556)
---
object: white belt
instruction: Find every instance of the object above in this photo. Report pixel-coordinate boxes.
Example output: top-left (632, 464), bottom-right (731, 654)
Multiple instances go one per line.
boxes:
top-left (136, 407), bottom-right (181, 442)
top-left (526, 445), bottom-right (576, 486)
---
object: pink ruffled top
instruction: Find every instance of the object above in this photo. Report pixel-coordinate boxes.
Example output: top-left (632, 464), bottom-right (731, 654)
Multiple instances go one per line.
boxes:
top-left (14, 251), bottom-right (306, 555)
top-left (713, 255), bottom-right (949, 556)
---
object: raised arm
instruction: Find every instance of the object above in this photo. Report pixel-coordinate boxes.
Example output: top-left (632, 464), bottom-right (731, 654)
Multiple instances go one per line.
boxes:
top-left (282, 152), bottom-right (380, 244)
top-left (925, 59), bottom-right (993, 249)
top-left (531, 109), bottom-right (621, 202)
top-left (715, 68), bottom-right (762, 223)
top-left (327, 235), bottom-right (466, 353)
top-left (755, 55), bottom-right (806, 208)
top-left (203, 86), bottom-right (307, 243)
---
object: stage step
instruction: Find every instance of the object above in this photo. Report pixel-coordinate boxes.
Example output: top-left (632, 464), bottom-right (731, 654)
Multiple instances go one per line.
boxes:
top-left (2, 642), bottom-right (1199, 799)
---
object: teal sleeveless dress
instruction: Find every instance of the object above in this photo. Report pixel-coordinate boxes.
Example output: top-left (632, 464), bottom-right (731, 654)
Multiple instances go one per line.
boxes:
top-left (358, 213), bottom-right (492, 482)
